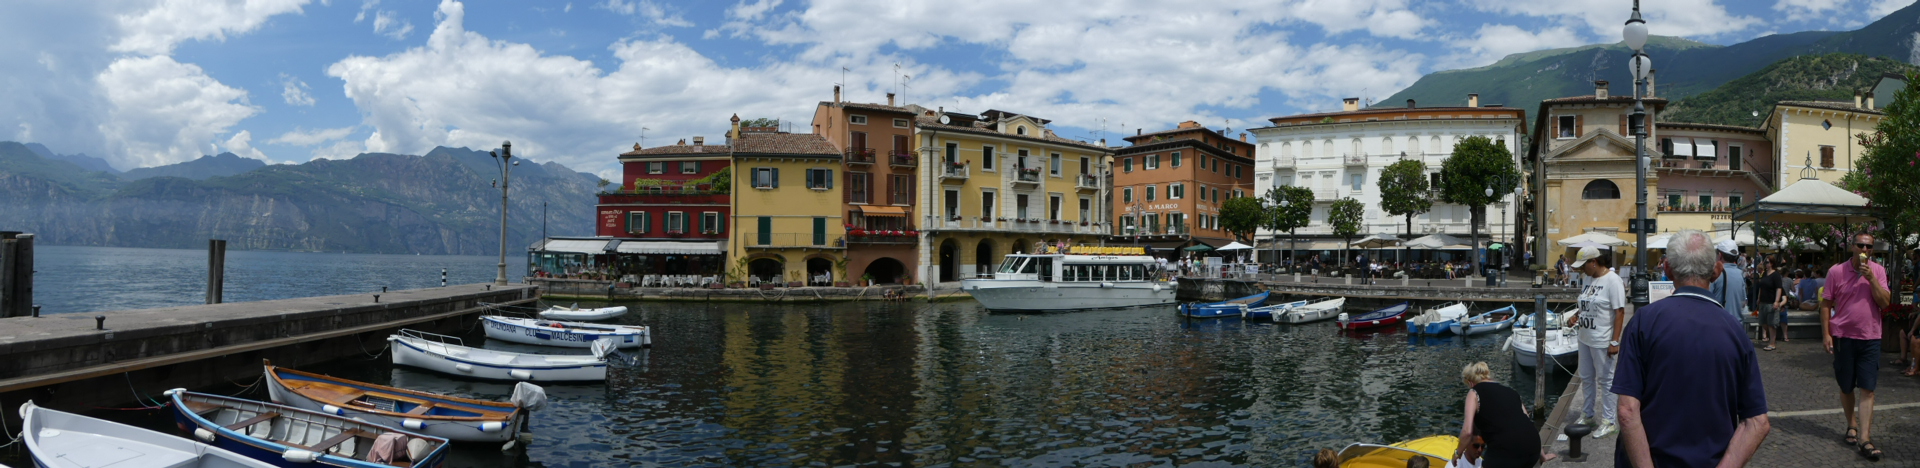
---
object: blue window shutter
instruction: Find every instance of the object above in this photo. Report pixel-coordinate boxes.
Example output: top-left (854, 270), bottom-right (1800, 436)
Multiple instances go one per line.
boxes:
top-left (773, 168), bottom-right (781, 188)
top-left (826, 169), bottom-right (834, 188)
top-left (805, 168), bottom-right (815, 188)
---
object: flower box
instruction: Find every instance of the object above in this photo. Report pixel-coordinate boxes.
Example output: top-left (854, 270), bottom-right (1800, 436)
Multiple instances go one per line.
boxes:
top-left (834, 281), bottom-right (850, 287)
top-left (787, 281), bottom-right (803, 288)
top-left (707, 282), bottom-right (725, 289)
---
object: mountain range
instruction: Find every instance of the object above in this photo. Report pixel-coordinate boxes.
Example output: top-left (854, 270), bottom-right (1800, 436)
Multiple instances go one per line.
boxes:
top-left (0, 141), bottom-right (601, 255)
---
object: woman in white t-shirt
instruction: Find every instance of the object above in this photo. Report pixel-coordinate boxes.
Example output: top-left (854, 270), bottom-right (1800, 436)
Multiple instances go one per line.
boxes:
top-left (1566, 246), bottom-right (1627, 439)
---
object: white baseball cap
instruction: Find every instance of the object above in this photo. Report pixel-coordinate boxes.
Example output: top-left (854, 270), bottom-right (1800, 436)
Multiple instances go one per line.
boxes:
top-left (1571, 246), bottom-right (1602, 268)
top-left (1714, 239), bottom-right (1739, 256)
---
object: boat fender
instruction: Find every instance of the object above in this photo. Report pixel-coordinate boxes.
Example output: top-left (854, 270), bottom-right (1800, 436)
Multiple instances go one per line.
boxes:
top-left (509, 369), bottom-right (533, 380)
top-left (1101, 282), bottom-right (1114, 288)
top-left (193, 428), bottom-right (217, 443)
top-left (455, 363), bottom-right (475, 373)
top-left (282, 449), bottom-right (321, 463)
top-left (321, 405), bottom-right (346, 415)
top-left (479, 421), bottom-right (507, 432)
top-left (403, 419), bottom-right (426, 430)
top-left (1152, 284), bottom-right (1161, 291)
top-left (163, 388), bottom-right (185, 397)
top-left (1336, 313), bottom-right (1349, 323)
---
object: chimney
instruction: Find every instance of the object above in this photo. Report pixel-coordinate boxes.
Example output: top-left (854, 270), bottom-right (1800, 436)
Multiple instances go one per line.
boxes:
top-left (1868, 93), bottom-right (1877, 109)
top-left (1342, 97), bottom-right (1360, 112)
top-left (1646, 69), bottom-right (1657, 97)
top-left (1855, 91), bottom-right (1864, 109)
top-left (693, 136), bottom-right (704, 146)
top-left (1595, 80), bottom-right (1610, 99)
top-left (1468, 94), bottom-right (1479, 108)
top-left (1137, 129), bottom-right (1142, 136)
top-left (1239, 132), bottom-right (1247, 142)
top-left (729, 114), bottom-right (741, 141)
top-left (1406, 99), bottom-right (1416, 109)
top-left (833, 85), bottom-right (841, 103)
top-left (887, 92), bottom-right (896, 106)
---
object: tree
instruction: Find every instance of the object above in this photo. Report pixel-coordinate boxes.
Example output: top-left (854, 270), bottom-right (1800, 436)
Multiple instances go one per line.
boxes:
top-left (1329, 198), bottom-right (1364, 268)
top-left (1265, 186), bottom-right (1315, 268)
top-left (1852, 71), bottom-right (1920, 287)
top-left (1378, 159), bottom-right (1432, 265)
top-left (1219, 196), bottom-right (1267, 244)
top-left (742, 117), bottom-right (780, 128)
top-left (1439, 136), bottom-right (1521, 277)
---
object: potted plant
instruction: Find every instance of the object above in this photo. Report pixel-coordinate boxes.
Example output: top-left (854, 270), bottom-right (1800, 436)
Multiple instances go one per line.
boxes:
top-left (707, 282), bottom-right (725, 289)
top-left (861, 273), bottom-right (875, 286)
top-left (834, 257), bottom-right (851, 287)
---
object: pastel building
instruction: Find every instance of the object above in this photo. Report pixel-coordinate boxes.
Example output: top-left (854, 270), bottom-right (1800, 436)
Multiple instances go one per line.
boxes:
top-left (1651, 122), bottom-right (1775, 236)
top-left (1526, 81), bottom-right (1666, 260)
top-left (726, 118), bottom-right (848, 286)
top-left (810, 87), bottom-right (920, 284)
top-left (1762, 98), bottom-right (1884, 190)
top-left (1111, 121), bottom-right (1257, 250)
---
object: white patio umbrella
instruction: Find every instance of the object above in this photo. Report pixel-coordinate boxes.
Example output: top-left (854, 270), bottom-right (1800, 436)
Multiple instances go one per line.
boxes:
top-left (1350, 234), bottom-right (1402, 249)
top-left (1405, 233), bottom-right (1469, 250)
top-left (1556, 231), bottom-right (1633, 248)
top-left (1218, 242), bottom-right (1254, 250)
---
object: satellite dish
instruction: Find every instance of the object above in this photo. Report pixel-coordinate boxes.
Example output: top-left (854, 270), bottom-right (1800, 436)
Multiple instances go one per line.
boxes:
top-left (1751, 111), bottom-right (1759, 117)
top-left (938, 115), bottom-right (951, 124)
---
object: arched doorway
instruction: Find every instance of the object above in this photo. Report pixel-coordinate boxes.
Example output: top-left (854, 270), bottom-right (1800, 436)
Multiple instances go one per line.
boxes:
top-left (806, 257), bottom-right (833, 286)
top-left (974, 239), bottom-right (996, 278)
top-left (1011, 238), bottom-right (1030, 254)
top-left (864, 257), bottom-right (906, 284)
top-left (938, 239), bottom-right (958, 282)
top-left (748, 257), bottom-right (784, 285)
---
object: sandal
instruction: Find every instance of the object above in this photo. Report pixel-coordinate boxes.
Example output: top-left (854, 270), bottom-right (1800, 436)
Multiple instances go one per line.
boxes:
top-left (1861, 440), bottom-right (1883, 461)
top-left (1846, 427), bottom-right (1860, 445)
top-left (1905, 364), bottom-right (1918, 377)
top-left (1763, 346), bottom-right (1777, 351)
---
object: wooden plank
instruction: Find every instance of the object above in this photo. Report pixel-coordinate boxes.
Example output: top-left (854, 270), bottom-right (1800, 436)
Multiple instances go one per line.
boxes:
top-left (404, 402), bottom-right (435, 415)
top-left (224, 412), bottom-right (279, 431)
top-left (0, 296), bottom-right (537, 393)
top-left (310, 429), bottom-right (372, 451)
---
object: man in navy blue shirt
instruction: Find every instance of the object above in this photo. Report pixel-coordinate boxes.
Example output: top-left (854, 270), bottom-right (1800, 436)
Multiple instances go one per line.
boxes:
top-left (1613, 230), bottom-right (1770, 467)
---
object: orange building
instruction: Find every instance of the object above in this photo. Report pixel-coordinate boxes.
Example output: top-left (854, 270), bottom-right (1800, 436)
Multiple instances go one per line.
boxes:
top-left (809, 86), bottom-right (920, 283)
top-left (1110, 121), bottom-right (1257, 252)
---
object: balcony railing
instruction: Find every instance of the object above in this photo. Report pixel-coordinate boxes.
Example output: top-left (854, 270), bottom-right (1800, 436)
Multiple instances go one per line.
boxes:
top-left (1075, 174), bottom-right (1099, 190)
top-left (845, 230), bottom-right (918, 245)
top-left (1343, 154), bottom-right (1367, 166)
top-left (1015, 168), bottom-right (1042, 183)
top-left (846, 148), bottom-right (876, 165)
top-left (929, 217), bottom-right (1108, 235)
top-left (1271, 157), bottom-right (1295, 169)
top-left (745, 232), bottom-right (846, 248)
top-left (940, 162), bottom-right (969, 182)
top-left (1657, 203), bottom-right (1741, 213)
top-left (889, 152), bottom-right (917, 167)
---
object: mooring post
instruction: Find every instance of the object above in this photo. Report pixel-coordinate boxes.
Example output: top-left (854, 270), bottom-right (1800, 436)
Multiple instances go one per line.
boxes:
top-left (1, 232), bottom-right (32, 318)
top-left (1533, 293), bottom-right (1548, 414)
top-left (207, 239), bottom-right (227, 304)
top-left (441, 268), bottom-right (448, 287)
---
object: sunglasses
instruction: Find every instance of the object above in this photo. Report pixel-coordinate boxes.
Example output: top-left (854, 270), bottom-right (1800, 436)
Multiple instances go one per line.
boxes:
top-left (1857, 243), bottom-right (1874, 249)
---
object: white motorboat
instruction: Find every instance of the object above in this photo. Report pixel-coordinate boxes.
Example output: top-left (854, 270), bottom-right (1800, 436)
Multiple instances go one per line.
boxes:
top-left (1508, 311), bottom-right (1580, 371)
top-left (390, 329), bottom-right (613, 382)
top-left (961, 245), bottom-right (1176, 312)
top-left (482, 315), bottom-right (652, 348)
top-left (1279, 298), bottom-right (1347, 324)
top-left (537, 304), bottom-right (628, 321)
top-left (1242, 299), bottom-right (1309, 321)
top-left (21, 400), bottom-right (276, 468)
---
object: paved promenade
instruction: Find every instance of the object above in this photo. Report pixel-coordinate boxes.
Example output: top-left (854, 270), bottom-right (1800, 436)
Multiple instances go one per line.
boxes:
top-left (1542, 338), bottom-right (1920, 467)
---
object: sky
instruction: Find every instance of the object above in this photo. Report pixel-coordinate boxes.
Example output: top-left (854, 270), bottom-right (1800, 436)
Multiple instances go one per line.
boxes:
top-left (3, 0), bottom-right (1913, 179)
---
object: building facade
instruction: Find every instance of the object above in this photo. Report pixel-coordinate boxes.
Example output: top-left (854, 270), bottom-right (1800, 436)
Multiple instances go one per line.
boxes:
top-left (727, 119), bottom-right (848, 286)
top-left (1763, 99), bottom-right (1883, 191)
top-left (1651, 122), bottom-right (1774, 238)
top-left (583, 135), bottom-right (733, 277)
top-left (811, 87), bottom-right (920, 284)
top-left (915, 108), bottom-right (1111, 283)
top-left (1527, 82), bottom-right (1666, 261)
top-left (1251, 95), bottom-right (1526, 253)
top-left (1110, 121), bottom-right (1257, 251)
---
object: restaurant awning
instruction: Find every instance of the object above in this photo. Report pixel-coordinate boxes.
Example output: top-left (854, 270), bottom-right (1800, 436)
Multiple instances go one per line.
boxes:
top-left (856, 205), bottom-right (909, 217)
top-left (615, 241), bottom-right (724, 255)
top-left (536, 239), bottom-right (609, 255)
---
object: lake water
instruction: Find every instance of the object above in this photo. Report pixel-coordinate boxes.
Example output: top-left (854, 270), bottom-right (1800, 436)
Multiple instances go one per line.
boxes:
top-left (3, 246), bottom-right (1569, 467)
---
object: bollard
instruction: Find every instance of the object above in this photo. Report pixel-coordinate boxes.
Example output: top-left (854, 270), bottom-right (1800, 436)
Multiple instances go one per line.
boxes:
top-left (95, 315), bottom-right (105, 330)
top-left (442, 268), bottom-right (448, 287)
top-left (382, 286), bottom-right (388, 293)
top-left (1533, 293), bottom-right (1549, 414)
top-left (32, 304), bottom-right (40, 317)
top-left (486, 285), bottom-right (492, 291)
top-left (1564, 423), bottom-right (1594, 462)
top-left (373, 294), bottom-right (380, 303)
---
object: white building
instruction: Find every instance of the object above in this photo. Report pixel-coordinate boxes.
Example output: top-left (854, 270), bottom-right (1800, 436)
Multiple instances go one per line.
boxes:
top-left (1250, 95), bottom-right (1528, 249)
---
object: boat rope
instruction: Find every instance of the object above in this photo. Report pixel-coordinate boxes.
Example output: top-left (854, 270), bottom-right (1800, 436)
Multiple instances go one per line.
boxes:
top-left (356, 333), bottom-right (390, 360)
top-left (0, 396), bottom-right (15, 449)
top-left (224, 372), bottom-right (267, 396)
top-left (123, 372), bottom-right (170, 410)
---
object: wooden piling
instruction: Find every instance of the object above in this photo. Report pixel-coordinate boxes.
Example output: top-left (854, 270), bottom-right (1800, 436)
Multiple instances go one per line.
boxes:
top-left (207, 239), bottom-right (226, 304)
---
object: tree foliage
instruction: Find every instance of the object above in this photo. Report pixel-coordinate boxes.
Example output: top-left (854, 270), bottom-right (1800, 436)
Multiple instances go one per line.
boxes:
top-left (1854, 72), bottom-right (1920, 263)
top-left (1329, 197), bottom-right (1364, 267)
top-left (1219, 196), bottom-right (1267, 243)
top-left (1442, 136), bottom-right (1520, 275)
top-left (1264, 185), bottom-right (1315, 265)
top-left (1378, 159), bottom-right (1431, 240)
top-left (742, 118), bottom-right (780, 128)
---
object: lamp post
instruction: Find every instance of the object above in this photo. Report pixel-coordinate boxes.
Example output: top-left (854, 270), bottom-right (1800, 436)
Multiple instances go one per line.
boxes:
top-left (490, 141), bottom-right (518, 286)
top-left (1624, 1), bottom-right (1653, 306)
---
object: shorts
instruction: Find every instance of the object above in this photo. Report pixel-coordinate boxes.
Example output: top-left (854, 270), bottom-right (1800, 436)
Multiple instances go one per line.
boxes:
top-left (1833, 338), bottom-right (1881, 393)
top-left (1758, 304), bottom-right (1780, 327)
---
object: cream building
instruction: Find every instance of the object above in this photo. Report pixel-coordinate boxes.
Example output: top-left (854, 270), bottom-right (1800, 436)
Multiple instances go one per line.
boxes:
top-left (1762, 98), bottom-right (1883, 191)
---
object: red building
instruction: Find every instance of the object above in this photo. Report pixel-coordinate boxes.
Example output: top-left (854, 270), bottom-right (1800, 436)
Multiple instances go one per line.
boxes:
top-left (583, 133), bottom-right (735, 277)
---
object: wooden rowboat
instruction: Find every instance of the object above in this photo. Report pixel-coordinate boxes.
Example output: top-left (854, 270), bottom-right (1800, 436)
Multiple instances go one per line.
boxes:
top-left (1178, 292), bottom-right (1270, 319)
top-left (263, 360), bottom-right (534, 443)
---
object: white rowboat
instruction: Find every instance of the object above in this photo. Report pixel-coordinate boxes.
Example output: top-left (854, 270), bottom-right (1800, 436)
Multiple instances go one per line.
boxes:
top-left (1279, 298), bottom-right (1347, 324)
top-left (482, 316), bottom-right (652, 349)
top-left (390, 330), bottom-right (611, 382)
top-left (537, 304), bottom-right (628, 321)
top-left (21, 400), bottom-right (276, 468)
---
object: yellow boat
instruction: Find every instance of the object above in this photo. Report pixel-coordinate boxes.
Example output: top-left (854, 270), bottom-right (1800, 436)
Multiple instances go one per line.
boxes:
top-left (1337, 434), bottom-right (1457, 468)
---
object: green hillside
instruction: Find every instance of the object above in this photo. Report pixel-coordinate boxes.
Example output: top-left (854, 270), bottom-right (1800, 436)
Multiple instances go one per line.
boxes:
top-left (1664, 53), bottom-right (1919, 126)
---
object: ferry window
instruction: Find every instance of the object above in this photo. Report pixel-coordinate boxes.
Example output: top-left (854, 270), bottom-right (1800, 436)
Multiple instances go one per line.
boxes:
top-left (998, 257), bottom-right (1020, 274)
top-left (1121, 264), bottom-right (1134, 281)
top-left (1038, 260), bottom-right (1053, 281)
top-left (1064, 265), bottom-right (1079, 282)
top-left (1019, 259), bottom-right (1037, 274)
top-left (1092, 265), bottom-right (1106, 282)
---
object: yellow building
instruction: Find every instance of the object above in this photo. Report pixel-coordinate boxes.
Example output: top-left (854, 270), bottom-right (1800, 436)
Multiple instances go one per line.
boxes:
top-left (1763, 99), bottom-right (1883, 190)
top-left (1528, 81), bottom-right (1664, 262)
top-left (728, 122), bottom-right (847, 286)
top-left (914, 109), bottom-right (1113, 283)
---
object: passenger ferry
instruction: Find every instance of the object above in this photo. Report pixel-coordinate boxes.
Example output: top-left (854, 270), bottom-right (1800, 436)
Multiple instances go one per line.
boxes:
top-left (961, 244), bottom-right (1176, 311)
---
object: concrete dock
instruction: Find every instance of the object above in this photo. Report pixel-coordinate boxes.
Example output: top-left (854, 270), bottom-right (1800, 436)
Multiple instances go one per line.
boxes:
top-left (1178, 276), bottom-right (1581, 304)
top-left (0, 282), bottom-right (537, 429)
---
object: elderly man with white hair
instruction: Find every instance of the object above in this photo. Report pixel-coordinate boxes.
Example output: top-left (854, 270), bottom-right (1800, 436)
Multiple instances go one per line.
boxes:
top-left (1612, 230), bottom-right (1769, 467)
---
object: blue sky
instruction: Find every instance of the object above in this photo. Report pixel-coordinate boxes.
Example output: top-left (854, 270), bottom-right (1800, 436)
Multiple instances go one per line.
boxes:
top-left (3, 0), bottom-right (1911, 178)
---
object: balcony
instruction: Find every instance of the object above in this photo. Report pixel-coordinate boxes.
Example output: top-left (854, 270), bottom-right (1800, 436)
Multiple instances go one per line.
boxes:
top-left (1313, 188), bottom-right (1340, 201)
top-left (597, 185), bottom-right (729, 205)
top-left (939, 162), bottom-right (970, 182)
top-left (1014, 168), bottom-right (1042, 185)
top-left (845, 148), bottom-right (876, 165)
top-left (1271, 157), bottom-right (1295, 169)
top-left (845, 228), bottom-right (919, 245)
top-left (1344, 154), bottom-right (1367, 166)
top-left (1075, 174), bottom-right (1100, 191)
top-left (889, 152), bottom-right (917, 168)
top-left (929, 216), bottom-right (1109, 235)
top-left (745, 232), bottom-right (846, 249)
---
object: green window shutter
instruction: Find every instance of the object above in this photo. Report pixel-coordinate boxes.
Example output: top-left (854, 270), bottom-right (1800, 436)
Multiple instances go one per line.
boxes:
top-left (825, 169), bottom-right (833, 189)
top-left (805, 169), bottom-right (815, 188)
top-left (772, 168), bottom-right (781, 188)
top-left (813, 217), bottom-right (827, 245)
top-left (758, 217), bottom-right (772, 245)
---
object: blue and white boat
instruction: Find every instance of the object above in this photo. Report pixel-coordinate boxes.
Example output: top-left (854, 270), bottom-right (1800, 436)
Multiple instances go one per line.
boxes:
top-left (1405, 302), bottom-right (1469, 336)
top-left (20, 401), bottom-right (276, 468)
top-left (166, 389), bottom-right (451, 468)
top-left (264, 361), bottom-right (538, 444)
top-left (1337, 302), bottom-right (1411, 330)
top-left (1178, 292), bottom-right (1270, 319)
top-left (482, 315), bottom-right (652, 348)
top-left (1242, 299), bottom-right (1309, 321)
top-left (1279, 298), bottom-right (1347, 324)
top-left (390, 329), bottom-right (613, 382)
top-left (1449, 305), bottom-right (1518, 336)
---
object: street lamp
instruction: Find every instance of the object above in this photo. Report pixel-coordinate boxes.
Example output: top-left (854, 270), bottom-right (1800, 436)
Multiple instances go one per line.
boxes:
top-left (490, 141), bottom-right (519, 286)
top-left (1624, 1), bottom-right (1652, 306)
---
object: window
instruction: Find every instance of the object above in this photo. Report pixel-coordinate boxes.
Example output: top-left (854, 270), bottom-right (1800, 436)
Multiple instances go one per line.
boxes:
top-left (1659, 138), bottom-right (1673, 156)
top-left (1079, 198), bottom-right (1091, 220)
top-left (847, 172), bottom-right (870, 203)
top-left (945, 143), bottom-right (957, 164)
top-left (1169, 212), bottom-right (1185, 234)
top-left (944, 190), bottom-right (960, 218)
top-left (1352, 138), bottom-right (1363, 157)
top-left (666, 212), bottom-right (687, 234)
top-left (1382, 137), bottom-right (1394, 155)
top-left (1016, 126), bottom-right (1027, 135)
top-left (894, 134), bottom-right (910, 154)
top-left (1172, 152), bottom-right (1183, 167)
top-left (1016, 194), bottom-right (1030, 219)
top-left (752, 167), bottom-right (779, 188)
top-left (1820, 145), bottom-right (1835, 168)
top-left (701, 212), bottom-right (723, 234)
top-left (1050, 153), bottom-right (1062, 176)
top-left (1212, 158), bottom-right (1220, 173)
top-left (1351, 173), bottom-right (1363, 191)
top-left (681, 161), bottom-right (699, 174)
top-left (1146, 185), bottom-right (1157, 201)
top-left (1079, 156), bottom-right (1090, 175)
top-left (1666, 192), bottom-right (1683, 208)
top-left (813, 217), bottom-right (827, 246)
top-left (1698, 193), bottom-right (1713, 209)
top-left (1582, 180), bottom-right (1621, 199)
top-left (982, 146), bottom-right (995, 170)
top-left (982, 190), bottom-right (996, 218)
top-left (850, 115), bottom-right (868, 125)
top-left (757, 217), bottom-right (772, 245)
top-left (627, 211), bottom-right (649, 234)
top-left (1018, 149), bottom-right (1031, 171)
top-left (1121, 216), bottom-right (1136, 233)
top-left (1123, 158), bottom-right (1133, 172)
top-left (893, 118), bottom-right (909, 128)
top-left (1147, 154), bottom-right (1160, 169)
top-left (891, 174), bottom-right (913, 205)
top-left (1197, 184), bottom-right (1207, 201)
top-left (1049, 195), bottom-right (1062, 220)
top-left (1730, 193), bottom-right (1743, 209)
top-left (1171, 183), bottom-right (1185, 199)
top-left (1557, 116), bottom-right (1575, 138)
top-left (1212, 187), bottom-right (1220, 201)
top-left (648, 162), bottom-right (665, 174)
top-left (1122, 187), bottom-right (1134, 203)
top-left (1279, 175), bottom-right (1293, 187)
top-left (1232, 189), bottom-right (1244, 198)
top-left (1429, 172), bottom-right (1442, 190)
top-left (1728, 146), bottom-right (1743, 171)
top-left (1429, 136), bottom-right (1441, 154)
top-left (805, 168), bottom-right (834, 190)
top-left (1231, 165), bottom-right (1239, 178)
top-left (1822, 119), bottom-right (1833, 130)
top-left (851, 131), bottom-right (868, 153)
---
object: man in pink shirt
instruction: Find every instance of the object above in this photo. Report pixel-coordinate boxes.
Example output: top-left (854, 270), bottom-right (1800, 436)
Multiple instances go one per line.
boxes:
top-left (1822, 233), bottom-right (1895, 461)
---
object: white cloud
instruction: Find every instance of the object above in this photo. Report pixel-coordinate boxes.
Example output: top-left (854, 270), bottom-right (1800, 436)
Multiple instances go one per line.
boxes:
top-left (112, 0), bottom-right (312, 55)
top-left (373, 10), bottom-right (414, 39)
top-left (1774, 0), bottom-right (1841, 23)
top-left (1870, 0), bottom-right (1914, 18)
top-left (1466, 0), bottom-right (1761, 41)
top-left (268, 126), bottom-right (355, 146)
top-left (223, 129), bottom-right (268, 159)
top-left (600, 0), bottom-right (691, 27)
top-left (281, 73), bottom-right (315, 106)
top-left (356, 0), bottom-right (376, 22)
top-left (97, 55), bottom-right (261, 168)
top-left (1442, 24), bottom-right (1586, 69)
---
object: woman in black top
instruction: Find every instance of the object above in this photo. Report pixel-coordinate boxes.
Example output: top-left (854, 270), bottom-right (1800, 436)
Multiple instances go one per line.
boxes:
top-left (1454, 361), bottom-right (1542, 468)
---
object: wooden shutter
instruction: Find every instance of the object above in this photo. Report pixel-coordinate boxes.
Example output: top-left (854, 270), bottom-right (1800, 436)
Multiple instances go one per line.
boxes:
top-left (1618, 115), bottom-right (1628, 136)
top-left (1821, 146), bottom-right (1835, 168)
top-left (826, 169), bottom-right (834, 189)
top-left (805, 168), bottom-right (815, 188)
top-left (1550, 117), bottom-right (1559, 139)
top-left (1574, 115), bottom-right (1584, 137)
top-left (844, 172), bottom-right (854, 203)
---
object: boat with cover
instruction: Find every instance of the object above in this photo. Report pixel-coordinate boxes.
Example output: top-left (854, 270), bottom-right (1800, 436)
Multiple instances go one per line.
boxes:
top-left (264, 361), bottom-right (541, 443)
top-left (960, 245), bottom-right (1176, 312)
top-left (1507, 311), bottom-right (1580, 371)
top-left (1242, 299), bottom-right (1308, 321)
top-left (1179, 292), bottom-right (1270, 319)
top-left (1336, 302), bottom-right (1411, 330)
top-left (1278, 298), bottom-right (1347, 324)
top-left (166, 389), bottom-right (451, 468)
top-left (1405, 302), bottom-right (1469, 336)
top-left (1450, 305), bottom-right (1518, 336)
top-left (390, 329), bottom-right (614, 382)
top-left (20, 400), bottom-right (276, 468)
top-left (483, 315), bottom-right (652, 348)
top-left (1334, 434), bottom-right (1456, 468)
top-left (537, 304), bottom-right (628, 321)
